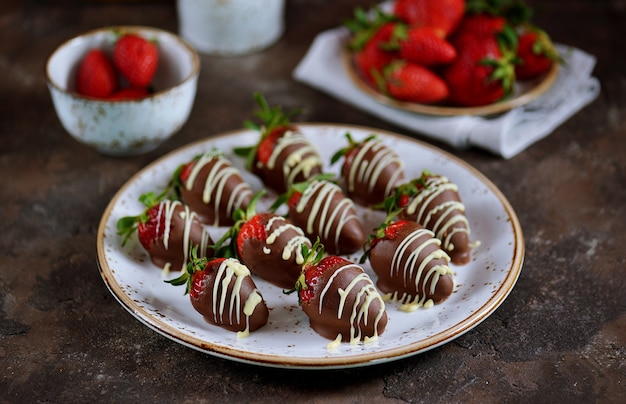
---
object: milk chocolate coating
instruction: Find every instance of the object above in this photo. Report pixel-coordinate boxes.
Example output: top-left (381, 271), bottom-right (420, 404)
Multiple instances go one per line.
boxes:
top-left (369, 221), bottom-right (454, 305)
top-left (287, 180), bottom-right (365, 255)
top-left (302, 259), bottom-right (387, 342)
top-left (190, 258), bottom-right (269, 333)
top-left (252, 128), bottom-right (323, 194)
top-left (400, 176), bottom-right (472, 265)
top-left (179, 154), bottom-right (253, 227)
top-left (144, 201), bottom-right (214, 272)
top-left (238, 213), bottom-right (311, 289)
top-left (342, 138), bottom-right (405, 207)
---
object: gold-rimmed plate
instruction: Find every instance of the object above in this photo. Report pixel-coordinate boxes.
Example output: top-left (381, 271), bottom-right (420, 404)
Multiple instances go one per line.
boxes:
top-left (96, 124), bottom-right (524, 369)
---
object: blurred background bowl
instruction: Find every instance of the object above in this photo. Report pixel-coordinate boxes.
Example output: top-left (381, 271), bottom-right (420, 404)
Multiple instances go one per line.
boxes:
top-left (46, 26), bottom-right (200, 156)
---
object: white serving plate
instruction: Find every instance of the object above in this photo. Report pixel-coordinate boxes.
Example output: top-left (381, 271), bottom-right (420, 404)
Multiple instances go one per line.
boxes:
top-left (96, 123), bottom-right (524, 369)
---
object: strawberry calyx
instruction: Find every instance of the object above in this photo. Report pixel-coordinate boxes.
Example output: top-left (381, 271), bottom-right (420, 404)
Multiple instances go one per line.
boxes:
top-left (116, 190), bottom-right (171, 247)
top-left (233, 92), bottom-right (301, 171)
top-left (165, 245), bottom-right (216, 296)
top-left (329, 132), bottom-right (377, 167)
top-left (211, 190), bottom-right (266, 259)
top-left (479, 25), bottom-right (520, 96)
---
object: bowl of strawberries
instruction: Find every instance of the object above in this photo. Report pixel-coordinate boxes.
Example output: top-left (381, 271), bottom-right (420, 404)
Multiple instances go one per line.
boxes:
top-left (344, 0), bottom-right (561, 116)
top-left (46, 26), bottom-right (200, 156)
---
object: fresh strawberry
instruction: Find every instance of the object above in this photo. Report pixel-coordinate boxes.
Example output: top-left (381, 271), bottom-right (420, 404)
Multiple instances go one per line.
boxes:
top-left (352, 22), bottom-right (397, 85)
top-left (515, 28), bottom-right (560, 80)
top-left (113, 33), bottom-right (158, 88)
top-left (393, 0), bottom-right (465, 37)
top-left (290, 241), bottom-right (387, 343)
top-left (443, 31), bottom-right (516, 106)
top-left (381, 61), bottom-right (449, 104)
top-left (454, 13), bottom-right (507, 38)
top-left (167, 250), bottom-right (269, 336)
top-left (75, 49), bottom-right (117, 98)
top-left (388, 25), bottom-right (457, 66)
top-left (172, 150), bottom-right (253, 227)
top-left (362, 218), bottom-right (454, 311)
top-left (212, 191), bottom-right (312, 289)
top-left (233, 93), bottom-right (323, 194)
top-left (386, 170), bottom-right (475, 265)
top-left (116, 192), bottom-right (214, 272)
top-left (330, 132), bottom-right (405, 207)
top-left (108, 86), bottom-right (149, 100)
top-left (271, 175), bottom-right (366, 255)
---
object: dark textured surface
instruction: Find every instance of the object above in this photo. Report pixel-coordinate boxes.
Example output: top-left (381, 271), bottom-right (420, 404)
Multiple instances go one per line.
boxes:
top-left (1, 0), bottom-right (624, 402)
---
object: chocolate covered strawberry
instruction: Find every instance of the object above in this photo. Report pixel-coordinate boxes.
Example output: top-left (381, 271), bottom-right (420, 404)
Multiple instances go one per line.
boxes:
top-left (214, 192), bottom-right (312, 289)
top-left (388, 170), bottom-right (475, 265)
top-left (167, 250), bottom-right (269, 337)
top-left (272, 176), bottom-right (366, 255)
top-left (233, 93), bottom-right (323, 194)
top-left (291, 241), bottom-right (387, 344)
top-left (363, 218), bottom-right (454, 311)
top-left (331, 132), bottom-right (405, 207)
top-left (117, 193), bottom-right (214, 272)
top-left (172, 150), bottom-right (253, 227)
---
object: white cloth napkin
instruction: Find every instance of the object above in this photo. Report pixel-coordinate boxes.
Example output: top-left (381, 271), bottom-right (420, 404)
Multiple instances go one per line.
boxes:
top-left (293, 27), bottom-right (601, 159)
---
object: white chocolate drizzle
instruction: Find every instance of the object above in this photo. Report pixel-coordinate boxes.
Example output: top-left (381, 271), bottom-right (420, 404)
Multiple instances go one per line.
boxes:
top-left (405, 176), bottom-right (470, 254)
top-left (318, 263), bottom-right (386, 344)
top-left (157, 200), bottom-right (212, 272)
top-left (211, 258), bottom-right (263, 338)
top-left (184, 153), bottom-right (253, 226)
top-left (387, 227), bottom-right (453, 308)
top-left (295, 180), bottom-right (359, 252)
top-left (264, 216), bottom-right (310, 264)
top-left (260, 129), bottom-right (322, 189)
top-left (347, 138), bottom-right (404, 197)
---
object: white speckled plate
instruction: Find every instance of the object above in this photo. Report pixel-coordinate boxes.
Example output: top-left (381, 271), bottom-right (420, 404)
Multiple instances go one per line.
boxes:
top-left (96, 124), bottom-right (524, 369)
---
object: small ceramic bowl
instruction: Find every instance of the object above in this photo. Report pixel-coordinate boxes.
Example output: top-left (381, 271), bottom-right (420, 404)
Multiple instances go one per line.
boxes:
top-left (46, 26), bottom-right (200, 156)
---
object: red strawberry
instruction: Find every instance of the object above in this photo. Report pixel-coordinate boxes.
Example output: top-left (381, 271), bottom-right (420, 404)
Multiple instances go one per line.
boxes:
top-left (363, 219), bottom-right (454, 310)
top-left (113, 33), bottom-right (158, 88)
top-left (455, 13), bottom-right (507, 38)
top-left (173, 150), bottom-right (253, 227)
top-left (234, 93), bottom-right (323, 194)
top-left (291, 241), bottom-right (388, 343)
top-left (108, 86), bottom-right (149, 100)
top-left (75, 49), bottom-right (117, 98)
top-left (272, 176), bottom-right (366, 255)
top-left (213, 191), bottom-right (312, 289)
top-left (515, 29), bottom-right (560, 80)
top-left (330, 132), bottom-right (405, 207)
top-left (388, 170), bottom-right (475, 265)
top-left (393, 0), bottom-right (465, 37)
top-left (167, 252), bottom-right (269, 336)
top-left (382, 61), bottom-right (449, 104)
top-left (391, 25), bottom-right (457, 66)
top-left (116, 193), bottom-right (214, 272)
top-left (352, 23), bottom-right (397, 85)
top-left (443, 31), bottom-right (516, 106)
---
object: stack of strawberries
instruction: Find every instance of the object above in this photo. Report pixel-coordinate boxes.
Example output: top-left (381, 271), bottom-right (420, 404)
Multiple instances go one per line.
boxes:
top-left (75, 33), bottom-right (159, 100)
top-left (346, 0), bottom-right (561, 107)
